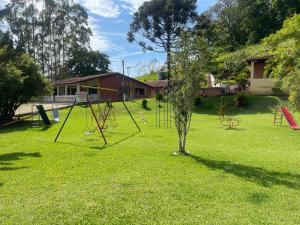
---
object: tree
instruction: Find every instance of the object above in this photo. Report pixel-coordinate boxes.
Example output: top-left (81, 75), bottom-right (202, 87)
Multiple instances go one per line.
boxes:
top-left (194, 12), bottom-right (219, 48)
top-left (264, 14), bottom-right (300, 111)
top-left (0, 0), bottom-right (103, 81)
top-left (67, 47), bottom-right (110, 77)
top-left (195, 0), bottom-right (300, 50)
top-left (0, 32), bottom-right (49, 124)
top-left (272, 0), bottom-right (300, 26)
top-left (211, 0), bottom-right (245, 48)
top-left (214, 50), bottom-right (250, 87)
top-left (169, 33), bottom-right (211, 154)
top-left (127, 0), bottom-right (197, 75)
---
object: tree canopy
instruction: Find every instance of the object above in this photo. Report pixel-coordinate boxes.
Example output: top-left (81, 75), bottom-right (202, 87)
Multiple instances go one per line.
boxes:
top-left (195, 0), bottom-right (300, 50)
top-left (127, 0), bottom-right (197, 73)
top-left (0, 0), bottom-right (110, 80)
top-left (264, 14), bottom-right (300, 110)
top-left (0, 32), bottom-right (49, 124)
top-left (67, 47), bottom-right (110, 77)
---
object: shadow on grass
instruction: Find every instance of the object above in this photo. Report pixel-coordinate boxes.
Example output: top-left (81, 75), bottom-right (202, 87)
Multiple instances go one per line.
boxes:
top-left (0, 166), bottom-right (29, 171)
top-left (224, 127), bottom-right (247, 131)
top-left (57, 141), bottom-right (106, 149)
top-left (90, 131), bottom-right (140, 150)
top-left (190, 155), bottom-right (300, 190)
top-left (0, 121), bottom-right (53, 133)
top-left (0, 152), bottom-right (41, 171)
top-left (0, 181), bottom-right (3, 187)
top-left (247, 192), bottom-right (270, 204)
top-left (0, 121), bottom-right (32, 133)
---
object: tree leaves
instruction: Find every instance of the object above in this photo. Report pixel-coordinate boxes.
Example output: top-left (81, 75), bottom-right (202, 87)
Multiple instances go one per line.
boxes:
top-left (0, 40), bottom-right (49, 124)
top-left (127, 0), bottom-right (197, 70)
top-left (0, 0), bottom-right (107, 80)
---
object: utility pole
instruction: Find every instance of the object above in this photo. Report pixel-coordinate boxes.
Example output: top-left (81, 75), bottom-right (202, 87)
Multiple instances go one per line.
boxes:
top-left (122, 60), bottom-right (126, 101)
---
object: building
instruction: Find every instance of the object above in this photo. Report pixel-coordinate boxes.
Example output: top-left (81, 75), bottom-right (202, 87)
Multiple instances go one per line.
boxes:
top-left (246, 56), bottom-right (274, 95)
top-left (145, 80), bottom-right (168, 96)
top-left (53, 72), bottom-right (152, 102)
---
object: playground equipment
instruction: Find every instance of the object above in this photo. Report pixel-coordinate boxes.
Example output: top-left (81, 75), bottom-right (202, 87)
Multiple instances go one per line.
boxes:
top-left (221, 116), bottom-right (241, 129)
top-left (83, 99), bottom-right (117, 135)
top-left (219, 96), bottom-right (226, 120)
top-left (31, 104), bottom-right (52, 128)
top-left (52, 108), bottom-right (60, 122)
top-left (140, 112), bottom-right (147, 124)
top-left (1, 102), bottom-right (60, 128)
top-left (54, 86), bottom-right (141, 145)
top-left (54, 92), bottom-right (108, 144)
top-left (274, 106), bottom-right (300, 130)
top-left (155, 89), bottom-right (173, 128)
top-left (36, 105), bottom-right (51, 125)
top-left (218, 96), bottom-right (241, 129)
top-left (273, 108), bottom-right (283, 126)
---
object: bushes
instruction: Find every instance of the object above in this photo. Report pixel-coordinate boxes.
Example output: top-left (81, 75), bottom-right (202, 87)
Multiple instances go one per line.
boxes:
top-left (234, 93), bottom-right (249, 107)
top-left (142, 99), bottom-right (149, 110)
top-left (0, 40), bottom-right (50, 124)
top-left (194, 96), bottom-right (202, 106)
top-left (220, 80), bottom-right (236, 85)
top-left (156, 92), bottom-right (163, 101)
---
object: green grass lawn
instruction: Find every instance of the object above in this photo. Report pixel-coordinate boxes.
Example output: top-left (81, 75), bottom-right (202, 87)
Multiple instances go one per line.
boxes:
top-left (1, 96), bottom-right (300, 225)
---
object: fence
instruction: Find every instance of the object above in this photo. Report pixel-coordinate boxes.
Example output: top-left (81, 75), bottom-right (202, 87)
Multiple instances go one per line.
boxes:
top-left (35, 94), bottom-right (101, 103)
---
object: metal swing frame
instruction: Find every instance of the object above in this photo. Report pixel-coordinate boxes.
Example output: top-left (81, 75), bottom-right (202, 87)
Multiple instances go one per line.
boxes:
top-left (54, 85), bottom-right (141, 145)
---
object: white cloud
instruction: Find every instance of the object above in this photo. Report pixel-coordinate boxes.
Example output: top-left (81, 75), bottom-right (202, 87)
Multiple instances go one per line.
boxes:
top-left (0, 0), bottom-right (9, 9)
top-left (90, 32), bottom-right (111, 51)
top-left (0, 20), bottom-right (9, 31)
top-left (88, 17), bottom-right (117, 52)
top-left (111, 51), bottom-right (150, 60)
top-left (120, 0), bottom-right (147, 13)
top-left (74, 0), bottom-right (147, 18)
top-left (102, 32), bottom-right (126, 37)
top-left (75, 0), bottom-right (121, 18)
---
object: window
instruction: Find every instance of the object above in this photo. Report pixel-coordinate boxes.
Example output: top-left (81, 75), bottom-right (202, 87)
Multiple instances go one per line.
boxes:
top-left (135, 88), bottom-right (145, 95)
top-left (88, 87), bottom-right (98, 94)
top-left (71, 88), bottom-right (77, 95)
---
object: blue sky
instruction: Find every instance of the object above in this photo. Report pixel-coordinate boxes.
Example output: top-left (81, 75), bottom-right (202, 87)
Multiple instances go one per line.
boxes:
top-left (1, 0), bottom-right (217, 77)
top-left (75, 0), bottom-right (217, 77)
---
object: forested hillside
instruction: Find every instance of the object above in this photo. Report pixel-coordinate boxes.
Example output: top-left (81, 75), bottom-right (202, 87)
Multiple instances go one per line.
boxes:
top-left (0, 0), bottom-right (110, 81)
top-left (186, 0), bottom-right (300, 110)
top-left (196, 0), bottom-right (300, 50)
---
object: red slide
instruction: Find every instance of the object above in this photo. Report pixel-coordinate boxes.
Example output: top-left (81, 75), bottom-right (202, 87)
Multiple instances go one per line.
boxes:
top-left (280, 106), bottom-right (300, 130)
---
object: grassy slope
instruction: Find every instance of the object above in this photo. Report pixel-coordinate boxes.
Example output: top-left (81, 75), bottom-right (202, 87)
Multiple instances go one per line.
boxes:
top-left (0, 96), bottom-right (300, 225)
top-left (136, 72), bottom-right (158, 82)
top-left (215, 39), bottom-right (294, 66)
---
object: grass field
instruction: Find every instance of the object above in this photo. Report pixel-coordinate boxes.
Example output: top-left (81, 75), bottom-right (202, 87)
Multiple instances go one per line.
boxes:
top-left (1, 96), bottom-right (300, 225)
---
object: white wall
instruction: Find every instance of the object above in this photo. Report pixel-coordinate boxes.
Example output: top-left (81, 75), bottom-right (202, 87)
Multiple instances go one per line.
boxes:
top-left (249, 78), bottom-right (274, 95)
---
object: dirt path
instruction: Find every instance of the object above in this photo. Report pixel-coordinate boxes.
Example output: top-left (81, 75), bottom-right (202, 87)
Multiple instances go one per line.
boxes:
top-left (16, 103), bottom-right (71, 116)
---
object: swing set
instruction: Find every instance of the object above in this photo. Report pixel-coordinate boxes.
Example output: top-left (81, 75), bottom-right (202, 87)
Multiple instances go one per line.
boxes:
top-left (54, 85), bottom-right (141, 145)
top-left (83, 99), bottom-right (117, 135)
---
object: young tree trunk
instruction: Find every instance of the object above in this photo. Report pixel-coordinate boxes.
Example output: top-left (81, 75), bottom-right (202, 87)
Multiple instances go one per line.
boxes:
top-left (177, 128), bottom-right (187, 154)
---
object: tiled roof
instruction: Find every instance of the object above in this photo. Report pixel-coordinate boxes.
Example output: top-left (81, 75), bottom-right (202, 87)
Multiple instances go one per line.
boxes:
top-left (54, 72), bottom-right (152, 87)
top-left (54, 73), bottom-right (111, 85)
top-left (146, 80), bottom-right (168, 88)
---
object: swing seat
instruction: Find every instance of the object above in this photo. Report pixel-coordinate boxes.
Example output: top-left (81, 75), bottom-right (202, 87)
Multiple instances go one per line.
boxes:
top-left (84, 129), bottom-right (95, 135)
top-left (53, 109), bottom-right (60, 122)
top-left (84, 131), bottom-right (92, 135)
